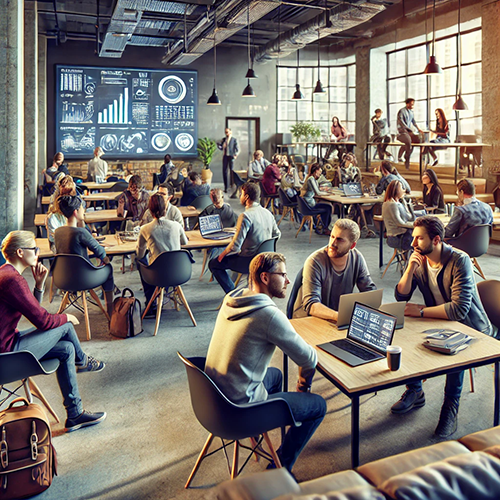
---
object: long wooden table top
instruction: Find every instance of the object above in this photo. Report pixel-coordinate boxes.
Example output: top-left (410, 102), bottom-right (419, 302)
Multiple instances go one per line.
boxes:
top-left (317, 192), bottom-right (384, 205)
top-left (290, 316), bottom-right (500, 395)
top-left (36, 229), bottom-right (234, 259)
top-left (79, 181), bottom-right (120, 190)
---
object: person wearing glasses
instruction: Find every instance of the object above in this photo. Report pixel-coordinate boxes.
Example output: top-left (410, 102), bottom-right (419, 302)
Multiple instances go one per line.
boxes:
top-left (206, 252), bottom-right (326, 473)
top-left (293, 218), bottom-right (376, 320)
top-left (0, 230), bottom-right (106, 432)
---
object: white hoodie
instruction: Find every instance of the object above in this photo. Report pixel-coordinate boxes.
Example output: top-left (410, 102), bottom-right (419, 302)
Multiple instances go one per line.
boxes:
top-left (206, 288), bottom-right (317, 404)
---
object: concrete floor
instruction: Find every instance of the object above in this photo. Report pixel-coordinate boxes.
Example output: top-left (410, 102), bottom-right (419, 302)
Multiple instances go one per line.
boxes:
top-left (9, 189), bottom-right (500, 500)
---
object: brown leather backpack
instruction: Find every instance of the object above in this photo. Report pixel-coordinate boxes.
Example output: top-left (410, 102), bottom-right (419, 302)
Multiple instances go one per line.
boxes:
top-left (0, 398), bottom-right (57, 499)
top-left (109, 288), bottom-right (143, 338)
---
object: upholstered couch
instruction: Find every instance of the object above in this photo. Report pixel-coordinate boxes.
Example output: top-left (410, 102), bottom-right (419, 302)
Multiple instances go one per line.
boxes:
top-left (215, 426), bottom-right (500, 500)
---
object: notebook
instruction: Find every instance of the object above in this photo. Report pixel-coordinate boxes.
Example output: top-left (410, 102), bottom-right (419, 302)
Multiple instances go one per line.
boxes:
top-left (342, 182), bottom-right (364, 198)
top-left (337, 289), bottom-right (383, 330)
top-left (198, 214), bottom-right (233, 240)
top-left (318, 302), bottom-right (397, 367)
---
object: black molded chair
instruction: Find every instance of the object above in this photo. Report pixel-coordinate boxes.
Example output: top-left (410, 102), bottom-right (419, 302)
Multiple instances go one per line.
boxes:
top-left (190, 195), bottom-right (213, 212)
top-left (477, 280), bottom-right (500, 333)
top-left (51, 254), bottom-right (112, 341)
top-left (295, 197), bottom-right (322, 244)
top-left (138, 250), bottom-right (196, 336)
top-left (178, 353), bottom-right (299, 488)
top-left (260, 182), bottom-right (279, 214)
top-left (445, 224), bottom-right (491, 279)
top-left (277, 188), bottom-right (298, 228)
top-left (0, 351), bottom-right (60, 422)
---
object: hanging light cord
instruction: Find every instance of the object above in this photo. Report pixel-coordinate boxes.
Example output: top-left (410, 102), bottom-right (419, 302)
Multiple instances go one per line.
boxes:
top-left (213, 15), bottom-right (217, 88)
top-left (431, 0), bottom-right (436, 57)
top-left (247, 3), bottom-right (251, 69)
top-left (457, 0), bottom-right (462, 92)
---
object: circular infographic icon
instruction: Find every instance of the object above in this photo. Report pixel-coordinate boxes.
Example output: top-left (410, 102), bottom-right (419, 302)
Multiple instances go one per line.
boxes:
top-left (158, 75), bottom-right (187, 104)
top-left (151, 132), bottom-right (171, 152)
top-left (100, 134), bottom-right (117, 152)
top-left (175, 133), bottom-right (194, 152)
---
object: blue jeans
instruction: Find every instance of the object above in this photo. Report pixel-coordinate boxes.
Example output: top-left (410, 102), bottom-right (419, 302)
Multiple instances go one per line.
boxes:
top-left (263, 367), bottom-right (326, 472)
top-left (407, 370), bottom-right (464, 407)
top-left (307, 202), bottom-right (331, 230)
top-left (209, 254), bottom-right (254, 294)
top-left (14, 323), bottom-right (86, 419)
top-left (137, 256), bottom-right (156, 307)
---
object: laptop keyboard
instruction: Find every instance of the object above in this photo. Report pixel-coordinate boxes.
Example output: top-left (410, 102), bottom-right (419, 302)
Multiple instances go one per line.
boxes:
top-left (333, 339), bottom-right (379, 360)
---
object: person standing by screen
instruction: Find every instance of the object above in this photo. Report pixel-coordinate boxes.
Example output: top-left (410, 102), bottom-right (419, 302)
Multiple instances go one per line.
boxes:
top-left (218, 128), bottom-right (239, 193)
top-left (86, 147), bottom-right (108, 182)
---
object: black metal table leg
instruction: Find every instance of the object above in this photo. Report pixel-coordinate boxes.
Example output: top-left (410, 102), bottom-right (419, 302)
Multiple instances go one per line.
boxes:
top-left (379, 220), bottom-right (385, 268)
top-left (351, 395), bottom-right (360, 468)
top-left (495, 362), bottom-right (499, 427)
top-left (282, 354), bottom-right (289, 443)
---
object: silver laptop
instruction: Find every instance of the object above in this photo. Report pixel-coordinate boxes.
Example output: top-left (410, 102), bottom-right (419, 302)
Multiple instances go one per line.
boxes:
top-left (380, 302), bottom-right (406, 330)
top-left (342, 182), bottom-right (364, 198)
top-left (318, 302), bottom-right (397, 367)
top-left (198, 214), bottom-right (233, 240)
top-left (337, 289), bottom-right (383, 330)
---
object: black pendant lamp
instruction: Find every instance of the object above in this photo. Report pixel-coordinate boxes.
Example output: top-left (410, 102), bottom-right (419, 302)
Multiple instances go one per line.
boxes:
top-left (207, 14), bottom-right (221, 105)
top-left (242, 4), bottom-right (256, 97)
top-left (291, 50), bottom-right (304, 100)
top-left (313, 27), bottom-right (326, 94)
top-left (424, 0), bottom-right (442, 75)
top-left (453, 0), bottom-right (468, 110)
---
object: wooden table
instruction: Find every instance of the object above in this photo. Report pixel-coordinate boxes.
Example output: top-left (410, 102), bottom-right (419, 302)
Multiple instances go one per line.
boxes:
top-left (290, 316), bottom-right (500, 468)
top-left (79, 181), bottom-right (120, 191)
top-left (316, 192), bottom-right (383, 223)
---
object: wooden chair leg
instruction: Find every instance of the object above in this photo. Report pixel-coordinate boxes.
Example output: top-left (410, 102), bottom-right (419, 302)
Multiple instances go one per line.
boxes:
top-left (473, 258), bottom-right (486, 280)
top-left (233, 273), bottom-right (243, 288)
top-left (184, 434), bottom-right (214, 489)
top-left (199, 249), bottom-right (209, 280)
top-left (28, 378), bottom-right (60, 423)
top-left (249, 437), bottom-right (260, 462)
top-left (262, 432), bottom-right (282, 468)
top-left (469, 368), bottom-right (475, 393)
top-left (49, 276), bottom-right (56, 304)
top-left (231, 440), bottom-right (239, 479)
top-left (277, 206), bottom-right (288, 227)
top-left (382, 249), bottom-right (398, 279)
top-left (88, 289), bottom-right (110, 322)
top-left (57, 292), bottom-right (70, 314)
top-left (309, 216), bottom-right (314, 243)
top-left (295, 217), bottom-right (307, 238)
top-left (142, 287), bottom-right (160, 319)
top-left (81, 292), bottom-right (92, 341)
top-left (176, 286), bottom-right (197, 327)
top-left (153, 288), bottom-right (165, 336)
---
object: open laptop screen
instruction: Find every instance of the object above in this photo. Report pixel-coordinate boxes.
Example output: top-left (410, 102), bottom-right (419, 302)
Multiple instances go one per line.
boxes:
top-left (347, 302), bottom-right (397, 354)
top-left (199, 214), bottom-right (222, 235)
top-left (343, 182), bottom-right (363, 197)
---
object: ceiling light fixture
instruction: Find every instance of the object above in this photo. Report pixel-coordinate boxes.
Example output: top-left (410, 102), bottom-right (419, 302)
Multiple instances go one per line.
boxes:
top-left (207, 11), bottom-right (221, 105)
top-left (291, 50), bottom-right (304, 100)
top-left (424, 0), bottom-right (442, 75)
top-left (453, 0), bottom-right (468, 111)
top-left (313, 26), bottom-right (326, 94)
top-left (242, 3), bottom-right (256, 98)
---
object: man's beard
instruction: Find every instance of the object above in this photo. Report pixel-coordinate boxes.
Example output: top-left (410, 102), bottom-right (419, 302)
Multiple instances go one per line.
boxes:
top-left (269, 282), bottom-right (286, 299)
top-left (328, 246), bottom-right (349, 259)
top-left (414, 243), bottom-right (433, 255)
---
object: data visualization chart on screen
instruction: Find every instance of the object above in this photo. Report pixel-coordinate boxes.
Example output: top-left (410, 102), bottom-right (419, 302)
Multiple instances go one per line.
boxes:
top-left (56, 65), bottom-right (198, 158)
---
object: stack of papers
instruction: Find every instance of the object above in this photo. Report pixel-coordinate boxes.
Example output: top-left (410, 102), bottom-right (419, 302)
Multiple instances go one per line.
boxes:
top-left (423, 329), bottom-right (473, 355)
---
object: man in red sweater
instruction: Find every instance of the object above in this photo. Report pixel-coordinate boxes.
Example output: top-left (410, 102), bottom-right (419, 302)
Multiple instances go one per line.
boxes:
top-left (0, 230), bottom-right (106, 432)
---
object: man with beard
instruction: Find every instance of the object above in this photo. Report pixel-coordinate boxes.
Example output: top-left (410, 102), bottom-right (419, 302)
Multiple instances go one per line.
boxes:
top-left (205, 252), bottom-right (326, 472)
top-left (393, 216), bottom-right (491, 437)
top-left (294, 219), bottom-right (376, 320)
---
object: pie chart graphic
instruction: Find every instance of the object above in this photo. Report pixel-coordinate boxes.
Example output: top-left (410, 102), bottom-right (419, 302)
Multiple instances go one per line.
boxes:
top-left (158, 75), bottom-right (187, 104)
top-left (175, 133), bottom-right (194, 152)
top-left (151, 132), bottom-right (171, 152)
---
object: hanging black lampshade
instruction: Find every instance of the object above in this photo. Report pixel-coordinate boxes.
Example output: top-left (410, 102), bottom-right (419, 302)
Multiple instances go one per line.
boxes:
top-left (291, 84), bottom-right (304, 100)
top-left (245, 68), bottom-right (258, 79)
top-left (453, 94), bottom-right (468, 111)
top-left (207, 88), bottom-right (221, 105)
top-left (242, 81), bottom-right (256, 97)
top-left (424, 55), bottom-right (442, 75)
top-left (313, 80), bottom-right (326, 94)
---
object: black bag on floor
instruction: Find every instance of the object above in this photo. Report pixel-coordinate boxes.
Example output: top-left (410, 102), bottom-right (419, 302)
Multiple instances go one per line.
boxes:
top-left (109, 288), bottom-right (143, 338)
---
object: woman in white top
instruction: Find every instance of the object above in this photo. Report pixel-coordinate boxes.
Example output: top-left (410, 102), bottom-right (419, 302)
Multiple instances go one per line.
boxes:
top-left (248, 150), bottom-right (270, 180)
top-left (381, 179), bottom-right (415, 251)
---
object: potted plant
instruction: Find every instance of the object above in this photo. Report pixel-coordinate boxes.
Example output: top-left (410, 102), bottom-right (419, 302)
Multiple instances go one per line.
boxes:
top-left (197, 137), bottom-right (217, 184)
top-left (290, 122), bottom-right (321, 142)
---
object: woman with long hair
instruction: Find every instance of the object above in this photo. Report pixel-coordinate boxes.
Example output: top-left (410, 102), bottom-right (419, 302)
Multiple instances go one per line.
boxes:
top-left (424, 108), bottom-right (450, 166)
top-left (421, 168), bottom-right (445, 214)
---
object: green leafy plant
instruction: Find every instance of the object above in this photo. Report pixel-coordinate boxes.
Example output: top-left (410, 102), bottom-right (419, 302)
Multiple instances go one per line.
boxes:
top-left (290, 122), bottom-right (321, 142)
top-left (197, 137), bottom-right (217, 169)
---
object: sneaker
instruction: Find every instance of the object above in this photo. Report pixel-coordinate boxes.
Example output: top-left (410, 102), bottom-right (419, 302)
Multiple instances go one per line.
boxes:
top-left (398, 157), bottom-right (404, 163)
top-left (431, 158), bottom-right (439, 167)
top-left (65, 410), bottom-right (106, 432)
top-left (435, 399), bottom-right (458, 438)
top-left (77, 355), bottom-right (105, 373)
top-left (391, 388), bottom-right (426, 414)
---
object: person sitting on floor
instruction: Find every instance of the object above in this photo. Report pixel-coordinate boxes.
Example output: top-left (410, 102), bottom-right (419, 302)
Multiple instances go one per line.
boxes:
top-left (199, 188), bottom-right (237, 228)
top-left (209, 182), bottom-right (281, 294)
top-left (136, 194), bottom-right (188, 317)
top-left (393, 215), bottom-right (491, 437)
top-left (180, 172), bottom-right (210, 207)
top-left (141, 182), bottom-right (183, 227)
top-left (55, 195), bottom-right (115, 319)
top-left (0, 230), bottom-right (106, 432)
top-left (293, 218), bottom-right (376, 320)
top-left (206, 252), bottom-right (326, 472)
top-left (117, 175), bottom-right (150, 223)
top-left (375, 160), bottom-right (411, 195)
top-left (248, 150), bottom-right (270, 181)
top-left (444, 179), bottom-right (493, 239)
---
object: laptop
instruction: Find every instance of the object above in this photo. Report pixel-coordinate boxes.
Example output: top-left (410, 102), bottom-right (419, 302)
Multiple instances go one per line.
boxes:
top-left (342, 182), bottom-right (364, 198)
top-left (337, 289), bottom-right (383, 330)
top-left (318, 302), bottom-right (397, 367)
top-left (380, 302), bottom-right (406, 330)
top-left (198, 214), bottom-right (234, 240)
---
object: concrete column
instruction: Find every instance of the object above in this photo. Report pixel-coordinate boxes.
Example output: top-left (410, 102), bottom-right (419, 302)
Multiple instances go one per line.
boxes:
top-left (355, 45), bottom-right (370, 170)
top-left (481, 1), bottom-right (500, 186)
top-left (0, 0), bottom-right (24, 236)
top-left (38, 35), bottom-right (47, 184)
top-left (24, 1), bottom-right (38, 229)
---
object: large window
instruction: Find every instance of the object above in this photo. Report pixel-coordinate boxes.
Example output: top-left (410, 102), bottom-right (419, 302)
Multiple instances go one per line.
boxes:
top-left (387, 27), bottom-right (482, 162)
top-left (277, 63), bottom-right (355, 139)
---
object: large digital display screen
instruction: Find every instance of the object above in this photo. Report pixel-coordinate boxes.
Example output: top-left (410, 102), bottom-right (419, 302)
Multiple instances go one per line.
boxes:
top-left (55, 65), bottom-right (198, 158)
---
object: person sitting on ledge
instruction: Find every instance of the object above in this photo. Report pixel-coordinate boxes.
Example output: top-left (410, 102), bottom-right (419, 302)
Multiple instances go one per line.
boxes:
top-left (0, 230), bottom-right (106, 432)
top-left (293, 218), bottom-right (376, 320)
top-left (206, 252), bottom-right (326, 473)
top-left (393, 215), bottom-right (491, 437)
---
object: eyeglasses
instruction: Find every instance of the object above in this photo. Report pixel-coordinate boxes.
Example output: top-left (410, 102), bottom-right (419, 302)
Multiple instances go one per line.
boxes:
top-left (267, 272), bottom-right (288, 279)
top-left (21, 247), bottom-right (40, 253)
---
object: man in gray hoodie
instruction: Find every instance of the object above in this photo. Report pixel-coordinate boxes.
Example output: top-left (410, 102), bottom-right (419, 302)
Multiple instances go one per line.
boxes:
top-left (206, 252), bottom-right (326, 472)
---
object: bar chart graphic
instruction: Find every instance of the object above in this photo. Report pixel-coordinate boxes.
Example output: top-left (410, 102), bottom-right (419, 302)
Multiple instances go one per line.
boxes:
top-left (98, 88), bottom-right (129, 124)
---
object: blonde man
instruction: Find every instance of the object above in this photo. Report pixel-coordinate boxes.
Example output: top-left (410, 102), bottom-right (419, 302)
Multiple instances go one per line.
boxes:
top-left (87, 146), bottom-right (108, 182)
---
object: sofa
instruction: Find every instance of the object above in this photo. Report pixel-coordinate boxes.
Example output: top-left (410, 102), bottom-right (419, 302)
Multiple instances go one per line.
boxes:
top-left (215, 426), bottom-right (500, 500)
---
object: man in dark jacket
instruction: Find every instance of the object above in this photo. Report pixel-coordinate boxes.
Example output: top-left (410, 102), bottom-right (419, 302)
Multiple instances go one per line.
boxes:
top-left (392, 216), bottom-right (491, 438)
